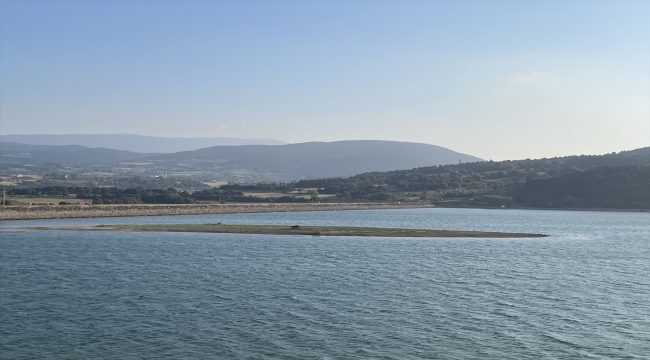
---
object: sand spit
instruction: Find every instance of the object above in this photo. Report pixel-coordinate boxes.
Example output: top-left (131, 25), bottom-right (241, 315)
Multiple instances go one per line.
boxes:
top-left (0, 203), bottom-right (433, 221)
top-left (22, 223), bottom-right (548, 238)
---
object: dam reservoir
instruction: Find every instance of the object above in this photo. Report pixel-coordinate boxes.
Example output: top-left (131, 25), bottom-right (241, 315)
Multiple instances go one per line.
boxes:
top-left (1, 208), bottom-right (648, 359)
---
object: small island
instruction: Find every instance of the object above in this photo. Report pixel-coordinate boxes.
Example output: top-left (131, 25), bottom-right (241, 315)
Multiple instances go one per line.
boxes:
top-left (21, 223), bottom-right (548, 238)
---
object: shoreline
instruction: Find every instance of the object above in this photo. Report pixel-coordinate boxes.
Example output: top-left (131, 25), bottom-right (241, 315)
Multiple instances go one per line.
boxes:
top-left (0, 203), bottom-right (433, 221)
top-left (1, 202), bottom-right (644, 221)
top-left (433, 204), bottom-right (647, 213)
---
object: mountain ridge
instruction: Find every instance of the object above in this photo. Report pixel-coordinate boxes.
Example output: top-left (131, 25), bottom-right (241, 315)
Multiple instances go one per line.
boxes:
top-left (1, 140), bottom-right (483, 179)
top-left (0, 134), bottom-right (287, 153)
top-left (144, 140), bottom-right (483, 177)
top-left (0, 142), bottom-right (154, 166)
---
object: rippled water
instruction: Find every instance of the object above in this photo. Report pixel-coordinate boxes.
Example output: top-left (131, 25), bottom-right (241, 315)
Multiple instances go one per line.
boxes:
top-left (1, 208), bottom-right (649, 359)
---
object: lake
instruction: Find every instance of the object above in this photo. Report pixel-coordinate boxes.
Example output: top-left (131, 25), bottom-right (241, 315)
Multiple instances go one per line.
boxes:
top-left (1, 208), bottom-right (649, 359)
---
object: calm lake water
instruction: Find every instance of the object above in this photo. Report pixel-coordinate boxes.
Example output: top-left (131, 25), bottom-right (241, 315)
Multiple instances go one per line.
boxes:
top-left (1, 208), bottom-right (649, 359)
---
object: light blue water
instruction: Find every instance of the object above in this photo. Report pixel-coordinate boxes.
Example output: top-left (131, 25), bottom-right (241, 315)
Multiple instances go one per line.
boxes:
top-left (1, 208), bottom-right (649, 359)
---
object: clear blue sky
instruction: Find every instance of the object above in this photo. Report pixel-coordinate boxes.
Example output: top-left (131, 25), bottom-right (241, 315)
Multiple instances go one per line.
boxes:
top-left (1, 0), bottom-right (648, 160)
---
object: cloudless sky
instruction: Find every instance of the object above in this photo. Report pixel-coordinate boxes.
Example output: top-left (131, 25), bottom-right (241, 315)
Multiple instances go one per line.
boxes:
top-left (1, 0), bottom-right (648, 160)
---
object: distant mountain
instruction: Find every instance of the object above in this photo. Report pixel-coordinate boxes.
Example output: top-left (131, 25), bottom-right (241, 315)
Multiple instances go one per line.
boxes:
top-left (0, 134), bottom-right (287, 153)
top-left (1, 139), bottom-right (482, 179)
top-left (0, 142), bottom-right (151, 166)
top-left (146, 140), bottom-right (483, 177)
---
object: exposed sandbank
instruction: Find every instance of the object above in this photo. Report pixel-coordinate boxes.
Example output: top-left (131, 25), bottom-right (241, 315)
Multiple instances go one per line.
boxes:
top-left (20, 223), bottom-right (549, 238)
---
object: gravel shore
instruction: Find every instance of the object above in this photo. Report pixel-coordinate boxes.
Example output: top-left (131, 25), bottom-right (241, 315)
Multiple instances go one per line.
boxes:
top-left (0, 203), bottom-right (433, 220)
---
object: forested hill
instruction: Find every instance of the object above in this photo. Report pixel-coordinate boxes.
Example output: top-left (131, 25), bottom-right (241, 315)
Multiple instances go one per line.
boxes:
top-left (293, 147), bottom-right (649, 191)
top-left (219, 147), bottom-right (649, 209)
top-left (509, 165), bottom-right (649, 209)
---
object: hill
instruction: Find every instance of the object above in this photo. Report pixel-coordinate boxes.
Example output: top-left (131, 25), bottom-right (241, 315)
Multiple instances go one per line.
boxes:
top-left (145, 140), bottom-right (483, 177)
top-left (215, 147), bottom-right (649, 209)
top-left (5, 147), bottom-right (648, 210)
top-left (0, 142), bottom-right (152, 166)
top-left (509, 165), bottom-right (649, 209)
top-left (0, 134), bottom-right (287, 153)
top-left (290, 146), bottom-right (649, 190)
top-left (1, 140), bottom-right (482, 181)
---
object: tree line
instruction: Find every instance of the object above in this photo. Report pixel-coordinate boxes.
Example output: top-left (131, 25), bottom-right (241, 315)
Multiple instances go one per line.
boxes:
top-left (6, 186), bottom-right (315, 205)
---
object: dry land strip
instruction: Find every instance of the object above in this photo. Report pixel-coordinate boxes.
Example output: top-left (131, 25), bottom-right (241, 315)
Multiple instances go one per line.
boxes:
top-left (19, 223), bottom-right (548, 238)
top-left (0, 203), bottom-right (432, 221)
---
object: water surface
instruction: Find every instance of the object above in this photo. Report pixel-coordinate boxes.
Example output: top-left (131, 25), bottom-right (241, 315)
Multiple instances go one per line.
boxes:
top-left (1, 208), bottom-right (649, 359)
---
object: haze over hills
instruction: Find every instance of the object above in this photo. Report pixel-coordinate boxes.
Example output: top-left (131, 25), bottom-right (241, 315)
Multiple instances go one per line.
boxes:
top-left (145, 140), bottom-right (483, 178)
top-left (0, 142), bottom-right (154, 166)
top-left (0, 134), bottom-right (287, 153)
top-left (1, 140), bottom-right (482, 179)
top-left (5, 146), bottom-right (646, 210)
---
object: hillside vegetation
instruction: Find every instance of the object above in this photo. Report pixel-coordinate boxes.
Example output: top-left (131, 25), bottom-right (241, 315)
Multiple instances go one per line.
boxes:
top-left (225, 147), bottom-right (650, 209)
top-left (510, 165), bottom-right (649, 209)
top-left (5, 148), bottom-right (648, 210)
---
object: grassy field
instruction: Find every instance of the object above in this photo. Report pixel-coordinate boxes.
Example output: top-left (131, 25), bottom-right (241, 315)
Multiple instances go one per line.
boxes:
top-left (22, 223), bottom-right (548, 238)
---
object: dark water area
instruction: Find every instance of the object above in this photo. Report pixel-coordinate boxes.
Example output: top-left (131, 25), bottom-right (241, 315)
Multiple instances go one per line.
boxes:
top-left (1, 209), bottom-right (649, 359)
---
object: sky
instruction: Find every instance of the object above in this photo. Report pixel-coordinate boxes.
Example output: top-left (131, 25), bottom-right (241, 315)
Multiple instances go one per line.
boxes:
top-left (1, 0), bottom-right (648, 160)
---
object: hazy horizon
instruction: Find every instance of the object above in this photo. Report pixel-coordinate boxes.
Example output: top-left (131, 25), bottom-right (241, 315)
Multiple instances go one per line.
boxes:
top-left (1, 1), bottom-right (648, 161)
top-left (0, 133), bottom-right (646, 161)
